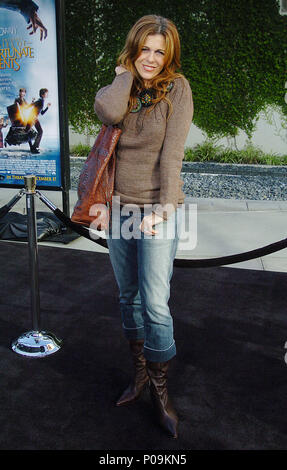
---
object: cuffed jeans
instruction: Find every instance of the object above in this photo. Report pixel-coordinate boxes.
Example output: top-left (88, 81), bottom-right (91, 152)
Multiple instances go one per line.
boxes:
top-left (106, 205), bottom-right (183, 362)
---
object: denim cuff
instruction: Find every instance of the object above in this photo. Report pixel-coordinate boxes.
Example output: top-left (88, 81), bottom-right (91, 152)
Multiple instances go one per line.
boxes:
top-left (143, 341), bottom-right (176, 362)
top-left (122, 324), bottom-right (145, 340)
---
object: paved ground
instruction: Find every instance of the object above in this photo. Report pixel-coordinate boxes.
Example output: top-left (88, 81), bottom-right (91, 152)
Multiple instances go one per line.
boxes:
top-left (1, 188), bottom-right (287, 273)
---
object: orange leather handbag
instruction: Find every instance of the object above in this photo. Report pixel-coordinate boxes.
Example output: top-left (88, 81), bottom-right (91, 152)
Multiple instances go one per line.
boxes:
top-left (71, 124), bottom-right (122, 229)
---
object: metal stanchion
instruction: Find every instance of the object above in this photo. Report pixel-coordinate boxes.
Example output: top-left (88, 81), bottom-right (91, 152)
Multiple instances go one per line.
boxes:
top-left (11, 175), bottom-right (62, 357)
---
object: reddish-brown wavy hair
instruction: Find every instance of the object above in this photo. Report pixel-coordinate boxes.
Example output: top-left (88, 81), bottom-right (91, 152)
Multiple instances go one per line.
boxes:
top-left (117, 15), bottom-right (184, 114)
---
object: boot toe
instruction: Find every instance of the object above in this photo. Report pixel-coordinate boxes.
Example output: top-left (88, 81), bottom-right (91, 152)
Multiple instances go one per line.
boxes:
top-left (116, 385), bottom-right (138, 406)
top-left (161, 413), bottom-right (178, 439)
top-left (116, 377), bottom-right (149, 406)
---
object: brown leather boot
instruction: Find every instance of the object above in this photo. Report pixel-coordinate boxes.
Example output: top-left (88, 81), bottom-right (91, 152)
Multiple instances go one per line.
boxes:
top-left (116, 339), bottom-right (149, 406)
top-left (146, 360), bottom-right (178, 439)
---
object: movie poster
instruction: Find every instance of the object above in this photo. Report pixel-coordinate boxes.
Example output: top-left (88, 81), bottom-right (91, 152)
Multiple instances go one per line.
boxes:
top-left (0, 0), bottom-right (63, 188)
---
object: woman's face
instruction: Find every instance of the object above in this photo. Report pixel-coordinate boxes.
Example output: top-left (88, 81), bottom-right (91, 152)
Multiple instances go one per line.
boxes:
top-left (134, 34), bottom-right (166, 87)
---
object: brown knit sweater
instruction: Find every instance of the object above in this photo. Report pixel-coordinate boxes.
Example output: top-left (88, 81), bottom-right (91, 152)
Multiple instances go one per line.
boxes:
top-left (94, 71), bottom-right (193, 219)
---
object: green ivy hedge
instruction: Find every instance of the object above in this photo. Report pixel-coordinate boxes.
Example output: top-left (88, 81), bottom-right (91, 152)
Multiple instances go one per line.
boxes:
top-left (65, 0), bottom-right (287, 139)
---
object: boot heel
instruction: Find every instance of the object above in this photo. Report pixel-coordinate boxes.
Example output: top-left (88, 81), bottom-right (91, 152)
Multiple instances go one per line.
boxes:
top-left (146, 360), bottom-right (178, 439)
top-left (116, 339), bottom-right (149, 406)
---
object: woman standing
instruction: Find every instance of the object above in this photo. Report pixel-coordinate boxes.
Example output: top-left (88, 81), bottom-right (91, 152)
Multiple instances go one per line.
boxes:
top-left (94, 15), bottom-right (193, 439)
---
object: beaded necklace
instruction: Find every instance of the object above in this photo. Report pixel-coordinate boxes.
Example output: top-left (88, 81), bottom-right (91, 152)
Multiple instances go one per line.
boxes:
top-left (131, 82), bottom-right (174, 113)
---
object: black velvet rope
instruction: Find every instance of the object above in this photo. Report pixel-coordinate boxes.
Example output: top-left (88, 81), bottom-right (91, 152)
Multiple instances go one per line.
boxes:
top-left (1, 195), bottom-right (286, 268)
top-left (0, 192), bottom-right (24, 218)
top-left (174, 238), bottom-right (287, 268)
top-left (0, 204), bottom-right (14, 219)
top-left (54, 209), bottom-right (109, 249)
top-left (54, 208), bottom-right (287, 269)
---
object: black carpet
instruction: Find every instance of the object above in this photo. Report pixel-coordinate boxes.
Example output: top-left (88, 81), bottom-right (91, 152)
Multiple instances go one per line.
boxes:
top-left (1, 240), bottom-right (287, 450)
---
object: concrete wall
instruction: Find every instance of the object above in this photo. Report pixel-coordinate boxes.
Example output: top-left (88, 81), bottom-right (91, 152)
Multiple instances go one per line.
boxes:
top-left (69, 128), bottom-right (94, 147)
top-left (69, 106), bottom-right (287, 155)
top-left (187, 109), bottom-right (287, 155)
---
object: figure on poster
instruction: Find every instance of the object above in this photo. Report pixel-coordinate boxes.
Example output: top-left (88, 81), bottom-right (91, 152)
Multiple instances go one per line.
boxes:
top-left (14, 87), bottom-right (28, 107)
top-left (0, 117), bottom-right (8, 148)
top-left (25, 88), bottom-right (51, 154)
top-left (4, 87), bottom-right (50, 152)
top-left (4, 88), bottom-right (37, 149)
top-left (0, 0), bottom-right (48, 40)
top-left (14, 87), bottom-right (30, 126)
top-left (14, 88), bottom-right (36, 151)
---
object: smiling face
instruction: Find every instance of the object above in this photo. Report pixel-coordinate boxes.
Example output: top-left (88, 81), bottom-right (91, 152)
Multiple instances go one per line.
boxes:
top-left (134, 34), bottom-right (166, 87)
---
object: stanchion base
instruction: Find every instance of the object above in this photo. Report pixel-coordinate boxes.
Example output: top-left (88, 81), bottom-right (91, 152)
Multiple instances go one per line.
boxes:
top-left (12, 330), bottom-right (62, 357)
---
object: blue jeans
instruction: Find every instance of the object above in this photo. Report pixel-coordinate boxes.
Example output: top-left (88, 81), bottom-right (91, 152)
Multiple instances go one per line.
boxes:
top-left (106, 205), bottom-right (183, 362)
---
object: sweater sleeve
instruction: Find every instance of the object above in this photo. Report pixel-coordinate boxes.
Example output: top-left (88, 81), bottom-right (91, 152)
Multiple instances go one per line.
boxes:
top-left (153, 77), bottom-right (194, 220)
top-left (94, 71), bottom-right (134, 125)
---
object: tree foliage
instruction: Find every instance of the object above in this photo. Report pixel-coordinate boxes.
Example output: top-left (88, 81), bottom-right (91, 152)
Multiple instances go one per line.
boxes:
top-left (65, 0), bottom-right (287, 138)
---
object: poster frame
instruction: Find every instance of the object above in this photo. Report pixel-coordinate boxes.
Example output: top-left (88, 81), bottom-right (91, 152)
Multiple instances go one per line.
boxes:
top-left (0, 0), bottom-right (70, 212)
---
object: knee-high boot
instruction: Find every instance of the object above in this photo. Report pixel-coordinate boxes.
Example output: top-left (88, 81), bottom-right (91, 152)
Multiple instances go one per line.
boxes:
top-left (116, 339), bottom-right (149, 406)
top-left (146, 360), bottom-right (178, 439)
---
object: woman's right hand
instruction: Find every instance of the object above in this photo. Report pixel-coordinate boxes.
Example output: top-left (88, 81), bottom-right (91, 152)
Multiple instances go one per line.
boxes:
top-left (115, 65), bottom-right (128, 75)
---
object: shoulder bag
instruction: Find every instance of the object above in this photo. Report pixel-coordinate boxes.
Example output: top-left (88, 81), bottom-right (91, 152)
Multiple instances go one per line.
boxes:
top-left (71, 124), bottom-right (122, 230)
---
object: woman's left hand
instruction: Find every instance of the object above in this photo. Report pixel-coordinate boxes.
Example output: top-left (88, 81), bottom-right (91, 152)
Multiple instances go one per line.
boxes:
top-left (139, 212), bottom-right (164, 235)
